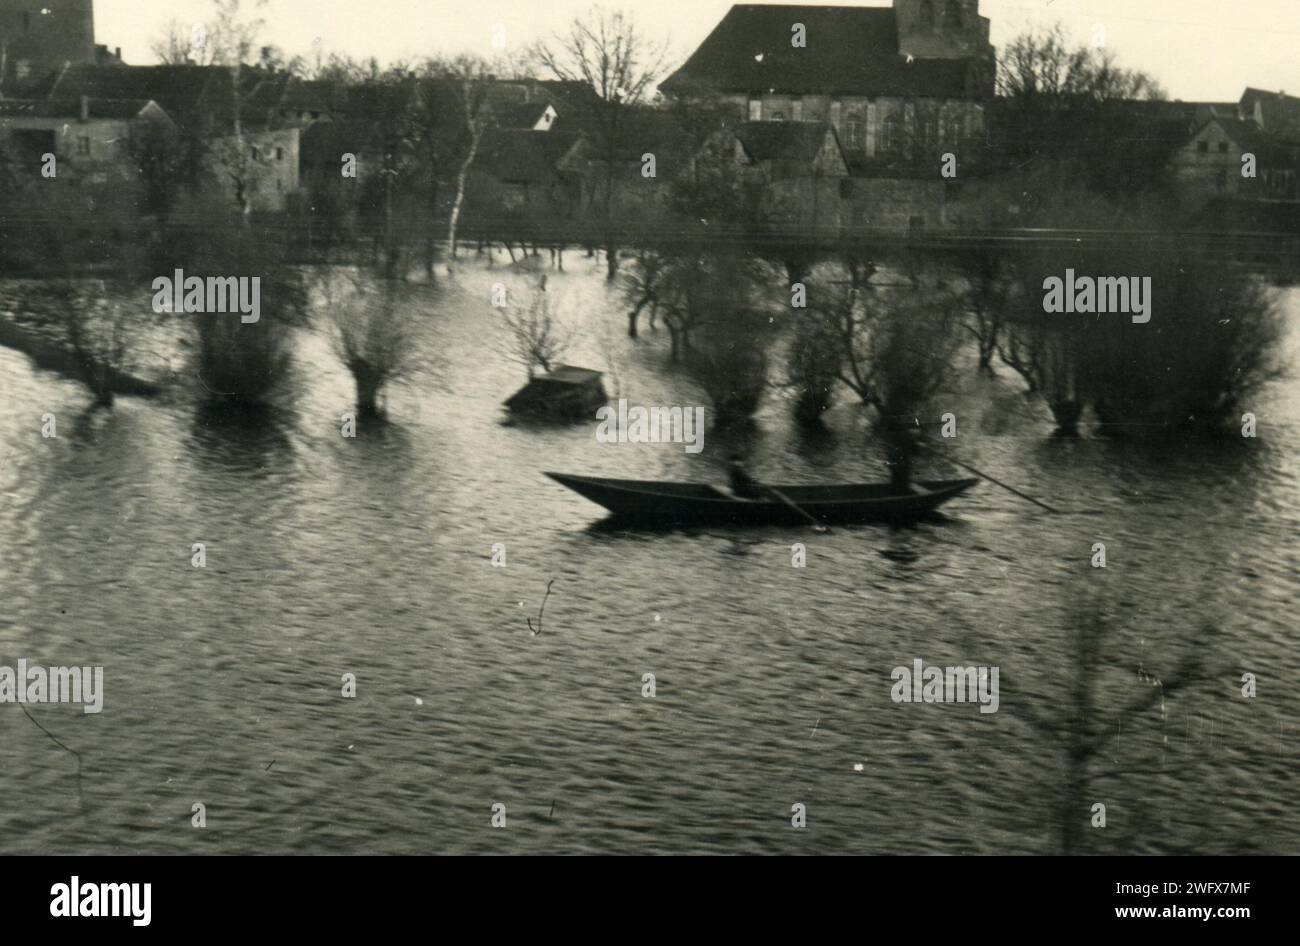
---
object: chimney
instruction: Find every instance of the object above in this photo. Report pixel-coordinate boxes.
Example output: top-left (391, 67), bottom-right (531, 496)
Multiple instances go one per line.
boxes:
top-left (115, 47), bottom-right (121, 60)
top-left (80, 95), bottom-right (89, 121)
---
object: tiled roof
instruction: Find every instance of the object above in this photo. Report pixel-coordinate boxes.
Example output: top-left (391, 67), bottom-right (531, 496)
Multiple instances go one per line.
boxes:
top-left (0, 97), bottom-right (157, 120)
top-left (661, 4), bottom-right (981, 98)
top-left (300, 119), bottom-right (377, 165)
top-left (735, 120), bottom-right (836, 164)
top-left (1240, 88), bottom-right (1300, 142)
top-left (557, 106), bottom-right (691, 162)
top-left (1202, 116), bottom-right (1266, 150)
top-left (474, 129), bottom-right (584, 183)
top-left (14, 64), bottom-right (328, 133)
top-left (492, 101), bottom-right (553, 130)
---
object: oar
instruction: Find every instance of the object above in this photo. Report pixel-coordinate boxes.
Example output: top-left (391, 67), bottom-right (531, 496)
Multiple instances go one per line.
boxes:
top-left (764, 484), bottom-right (830, 534)
top-left (946, 457), bottom-right (1060, 514)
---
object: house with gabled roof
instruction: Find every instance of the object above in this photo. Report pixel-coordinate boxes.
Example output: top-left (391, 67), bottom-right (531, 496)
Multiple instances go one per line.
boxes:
top-left (1171, 113), bottom-right (1300, 205)
top-left (726, 119), bottom-right (850, 228)
top-left (734, 120), bottom-right (847, 177)
top-left (1239, 88), bottom-right (1300, 141)
top-left (466, 128), bottom-right (587, 232)
top-left (0, 94), bottom-right (175, 188)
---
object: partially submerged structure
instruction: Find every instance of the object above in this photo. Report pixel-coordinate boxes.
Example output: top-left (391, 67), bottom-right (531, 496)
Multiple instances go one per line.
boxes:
top-left (504, 366), bottom-right (606, 421)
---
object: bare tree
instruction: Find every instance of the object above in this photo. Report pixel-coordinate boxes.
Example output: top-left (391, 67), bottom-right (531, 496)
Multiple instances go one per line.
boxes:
top-left (828, 263), bottom-right (963, 427)
top-left (503, 276), bottom-right (568, 379)
top-left (1005, 607), bottom-right (1218, 854)
top-left (959, 251), bottom-right (1011, 373)
top-left (321, 270), bottom-right (420, 416)
top-left (996, 24), bottom-right (1165, 191)
top-left (151, 0), bottom-right (269, 224)
top-left (532, 7), bottom-right (668, 280)
top-left (620, 247), bottom-right (667, 338)
top-left (150, 19), bottom-right (216, 65)
top-left (440, 56), bottom-right (494, 269)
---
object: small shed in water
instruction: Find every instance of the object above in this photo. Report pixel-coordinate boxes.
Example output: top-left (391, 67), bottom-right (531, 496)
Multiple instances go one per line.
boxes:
top-left (504, 366), bottom-right (607, 420)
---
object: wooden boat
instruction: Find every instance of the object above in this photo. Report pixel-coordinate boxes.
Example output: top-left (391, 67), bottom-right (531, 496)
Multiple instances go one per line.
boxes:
top-left (545, 472), bottom-right (978, 526)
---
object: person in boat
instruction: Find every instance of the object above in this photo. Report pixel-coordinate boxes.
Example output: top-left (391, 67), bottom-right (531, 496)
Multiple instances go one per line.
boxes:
top-left (727, 454), bottom-right (766, 500)
top-left (883, 424), bottom-right (921, 494)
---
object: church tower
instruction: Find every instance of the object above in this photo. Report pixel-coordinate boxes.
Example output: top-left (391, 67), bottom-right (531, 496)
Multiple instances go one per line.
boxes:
top-left (0, 0), bottom-right (96, 79)
top-left (894, 0), bottom-right (986, 60)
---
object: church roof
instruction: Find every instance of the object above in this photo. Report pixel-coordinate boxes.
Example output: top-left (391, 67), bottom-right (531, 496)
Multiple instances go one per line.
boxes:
top-left (661, 4), bottom-right (980, 99)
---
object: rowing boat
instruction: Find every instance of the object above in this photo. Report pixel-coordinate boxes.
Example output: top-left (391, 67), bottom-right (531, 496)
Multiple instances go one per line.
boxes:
top-left (544, 472), bottom-right (977, 526)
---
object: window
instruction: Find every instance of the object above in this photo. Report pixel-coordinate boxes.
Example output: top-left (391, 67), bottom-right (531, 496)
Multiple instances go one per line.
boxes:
top-left (883, 110), bottom-right (903, 153)
top-left (919, 0), bottom-right (935, 31)
top-left (946, 1), bottom-right (965, 29)
top-left (918, 109), bottom-right (939, 149)
top-left (944, 113), bottom-right (964, 145)
top-left (77, 137), bottom-right (91, 156)
top-left (276, 147), bottom-right (285, 161)
top-left (771, 110), bottom-right (785, 121)
top-left (1196, 140), bottom-right (1209, 154)
top-left (1218, 141), bottom-right (1229, 154)
top-left (1215, 168), bottom-right (1227, 191)
top-left (749, 98), bottom-right (762, 121)
top-left (251, 146), bottom-right (261, 160)
top-left (839, 178), bottom-right (855, 199)
top-left (845, 110), bottom-right (865, 150)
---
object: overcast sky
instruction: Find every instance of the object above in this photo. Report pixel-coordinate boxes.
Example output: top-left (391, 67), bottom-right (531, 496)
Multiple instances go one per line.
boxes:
top-left (96, 0), bottom-right (1300, 102)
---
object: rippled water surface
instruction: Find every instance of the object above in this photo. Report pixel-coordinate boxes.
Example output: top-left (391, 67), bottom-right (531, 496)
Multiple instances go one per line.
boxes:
top-left (1, 256), bottom-right (1297, 854)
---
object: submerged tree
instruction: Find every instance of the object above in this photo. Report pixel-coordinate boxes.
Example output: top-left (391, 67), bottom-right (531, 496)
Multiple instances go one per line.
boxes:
top-left (1001, 242), bottom-right (1284, 437)
top-left (167, 205), bottom-right (305, 411)
top-left (321, 269), bottom-right (421, 416)
top-left (502, 276), bottom-right (568, 379)
top-left (958, 250), bottom-right (1013, 373)
top-left (2, 168), bottom-right (155, 408)
top-left (787, 306), bottom-right (842, 426)
top-left (620, 246), bottom-right (667, 339)
top-left (830, 266), bottom-right (964, 428)
top-left (665, 251), bottom-right (774, 426)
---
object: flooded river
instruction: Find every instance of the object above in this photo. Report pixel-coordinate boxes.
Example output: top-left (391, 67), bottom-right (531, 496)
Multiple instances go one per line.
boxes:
top-left (1, 255), bottom-right (1296, 854)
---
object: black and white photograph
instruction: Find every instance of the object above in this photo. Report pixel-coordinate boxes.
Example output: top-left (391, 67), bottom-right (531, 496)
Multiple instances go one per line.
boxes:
top-left (0, 0), bottom-right (1294, 910)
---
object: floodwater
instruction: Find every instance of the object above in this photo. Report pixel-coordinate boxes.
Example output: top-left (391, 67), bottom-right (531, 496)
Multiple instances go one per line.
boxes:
top-left (1, 254), bottom-right (1296, 854)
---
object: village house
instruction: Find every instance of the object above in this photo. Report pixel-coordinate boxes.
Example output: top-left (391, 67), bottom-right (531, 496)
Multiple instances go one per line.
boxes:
top-left (730, 120), bottom-right (849, 228)
top-left (0, 95), bottom-right (174, 187)
top-left (12, 62), bottom-right (317, 211)
top-left (1167, 91), bottom-right (1300, 214)
top-left (466, 128), bottom-right (587, 235)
